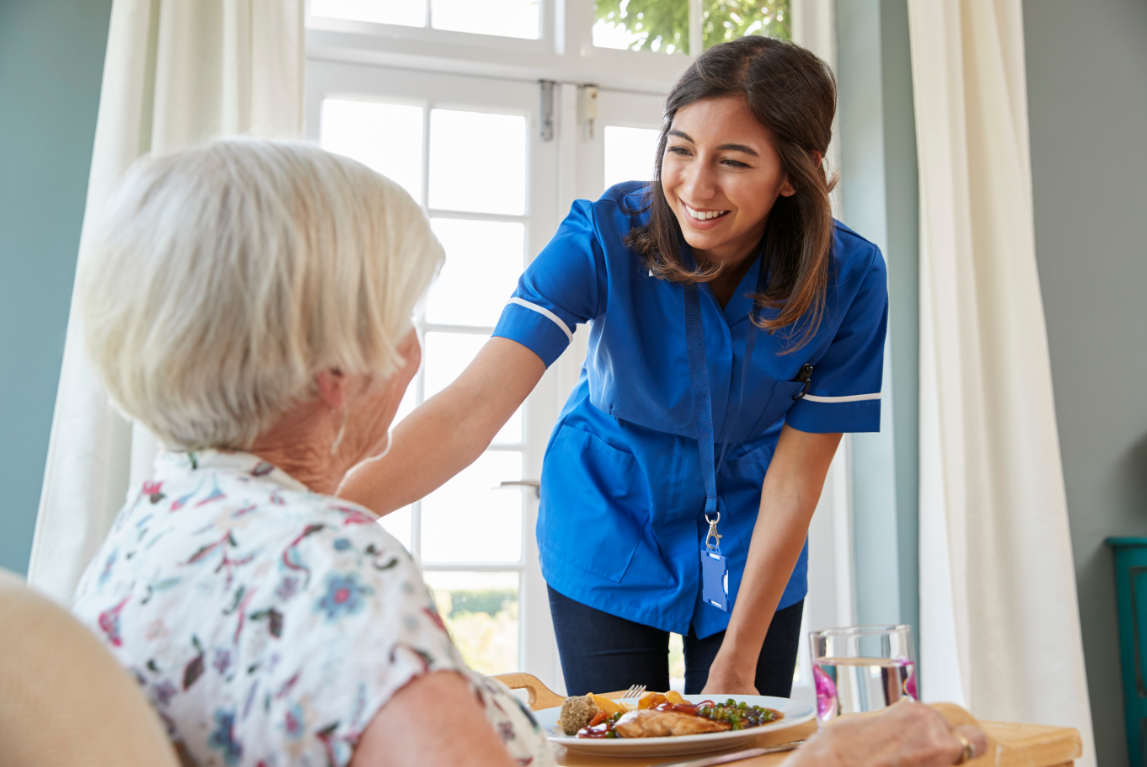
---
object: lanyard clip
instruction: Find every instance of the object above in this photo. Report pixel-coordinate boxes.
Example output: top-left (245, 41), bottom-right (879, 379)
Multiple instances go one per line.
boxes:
top-left (705, 512), bottom-right (722, 551)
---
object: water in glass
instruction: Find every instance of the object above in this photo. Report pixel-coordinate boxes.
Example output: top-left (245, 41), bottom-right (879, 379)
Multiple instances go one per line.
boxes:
top-left (809, 625), bottom-right (917, 724)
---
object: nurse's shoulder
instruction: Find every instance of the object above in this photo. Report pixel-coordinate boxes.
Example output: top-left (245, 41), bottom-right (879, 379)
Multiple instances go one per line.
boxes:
top-left (493, 182), bottom-right (655, 366)
top-left (584, 181), bottom-right (654, 248)
top-left (548, 181), bottom-right (650, 251)
top-left (599, 180), bottom-right (652, 208)
top-left (830, 219), bottom-right (887, 293)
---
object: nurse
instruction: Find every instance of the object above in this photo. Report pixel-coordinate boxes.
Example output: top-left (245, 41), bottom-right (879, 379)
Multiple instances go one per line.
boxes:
top-left (341, 35), bottom-right (887, 698)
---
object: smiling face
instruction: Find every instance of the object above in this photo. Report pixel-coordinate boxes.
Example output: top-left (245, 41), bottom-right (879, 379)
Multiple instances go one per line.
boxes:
top-left (660, 95), bottom-right (794, 268)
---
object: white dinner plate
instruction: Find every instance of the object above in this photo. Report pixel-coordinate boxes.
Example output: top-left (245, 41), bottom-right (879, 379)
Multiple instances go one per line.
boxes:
top-left (537, 694), bottom-right (816, 758)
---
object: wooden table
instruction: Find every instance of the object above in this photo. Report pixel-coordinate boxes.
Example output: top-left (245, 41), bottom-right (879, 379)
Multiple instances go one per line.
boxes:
top-left (494, 674), bottom-right (1082, 767)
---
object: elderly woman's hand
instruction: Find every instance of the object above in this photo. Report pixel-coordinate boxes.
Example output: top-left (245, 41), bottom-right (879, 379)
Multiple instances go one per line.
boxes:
top-left (786, 700), bottom-right (988, 767)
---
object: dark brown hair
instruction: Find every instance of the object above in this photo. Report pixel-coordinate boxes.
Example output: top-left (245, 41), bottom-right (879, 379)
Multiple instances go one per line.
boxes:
top-left (626, 35), bottom-right (838, 351)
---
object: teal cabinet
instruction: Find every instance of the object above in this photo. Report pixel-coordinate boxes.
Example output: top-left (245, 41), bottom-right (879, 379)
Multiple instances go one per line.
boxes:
top-left (1109, 537), bottom-right (1147, 766)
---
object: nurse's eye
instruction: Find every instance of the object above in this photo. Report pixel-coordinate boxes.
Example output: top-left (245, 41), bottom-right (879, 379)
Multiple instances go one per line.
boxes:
top-left (722, 158), bottom-right (751, 169)
top-left (667, 146), bottom-right (692, 157)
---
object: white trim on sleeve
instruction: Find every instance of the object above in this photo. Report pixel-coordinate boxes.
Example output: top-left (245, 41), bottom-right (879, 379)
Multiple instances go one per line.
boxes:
top-left (801, 392), bottom-right (882, 404)
top-left (507, 298), bottom-right (574, 342)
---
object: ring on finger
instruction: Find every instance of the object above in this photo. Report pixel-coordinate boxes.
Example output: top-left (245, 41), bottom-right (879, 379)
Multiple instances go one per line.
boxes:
top-left (954, 731), bottom-right (976, 764)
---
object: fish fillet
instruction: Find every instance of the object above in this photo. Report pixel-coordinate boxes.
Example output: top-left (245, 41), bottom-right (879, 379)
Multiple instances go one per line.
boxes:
top-left (613, 709), bottom-right (732, 738)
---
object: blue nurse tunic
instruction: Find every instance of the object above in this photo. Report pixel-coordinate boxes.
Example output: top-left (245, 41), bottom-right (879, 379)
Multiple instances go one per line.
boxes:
top-left (493, 182), bottom-right (888, 640)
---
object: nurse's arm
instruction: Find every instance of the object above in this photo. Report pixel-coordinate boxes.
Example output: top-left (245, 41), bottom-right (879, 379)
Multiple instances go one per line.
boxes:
top-left (703, 424), bottom-right (842, 695)
top-left (338, 337), bottom-right (546, 516)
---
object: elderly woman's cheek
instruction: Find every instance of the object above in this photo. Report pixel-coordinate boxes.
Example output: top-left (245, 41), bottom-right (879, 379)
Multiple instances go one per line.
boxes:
top-left (400, 327), bottom-right (422, 368)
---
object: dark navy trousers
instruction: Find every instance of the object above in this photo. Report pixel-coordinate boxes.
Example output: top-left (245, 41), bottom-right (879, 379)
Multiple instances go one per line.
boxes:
top-left (548, 585), bottom-right (804, 697)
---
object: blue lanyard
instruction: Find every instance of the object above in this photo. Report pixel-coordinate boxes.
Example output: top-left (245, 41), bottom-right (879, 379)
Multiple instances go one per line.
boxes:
top-left (683, 247), bottom-right (769, 543)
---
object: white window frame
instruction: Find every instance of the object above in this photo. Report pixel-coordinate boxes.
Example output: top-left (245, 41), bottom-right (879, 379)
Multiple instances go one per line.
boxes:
top-left (309, 0), bottom-right (697, 93)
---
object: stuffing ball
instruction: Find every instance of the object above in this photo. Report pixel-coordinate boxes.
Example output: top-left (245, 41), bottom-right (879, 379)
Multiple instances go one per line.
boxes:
top-left (558, 694), bottom-right (600, 735)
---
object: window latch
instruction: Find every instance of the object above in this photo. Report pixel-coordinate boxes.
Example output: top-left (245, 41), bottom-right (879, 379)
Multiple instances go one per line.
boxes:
top-left (539, 80), bottom-right (555, 142)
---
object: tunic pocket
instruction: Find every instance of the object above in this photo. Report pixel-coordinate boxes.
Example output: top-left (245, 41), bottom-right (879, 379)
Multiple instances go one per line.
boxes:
top-left (538, 425), bottom-right (648, 584)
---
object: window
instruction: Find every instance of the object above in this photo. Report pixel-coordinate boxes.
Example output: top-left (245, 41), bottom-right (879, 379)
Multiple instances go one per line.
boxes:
top-left (311, 0), bottom-right (541, 39)
top-left (594, 0), bottom-right (790, 54)
top-left (310, 64), bottom-right (559, 679)
top-left (594, 0), bottom-right (689, 53)
top-left (603, 125), bottom-right (661, 187)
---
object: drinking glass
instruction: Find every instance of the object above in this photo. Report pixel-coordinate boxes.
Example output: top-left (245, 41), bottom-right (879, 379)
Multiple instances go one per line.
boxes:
top-left (809, 624), bottom-right (917, 725)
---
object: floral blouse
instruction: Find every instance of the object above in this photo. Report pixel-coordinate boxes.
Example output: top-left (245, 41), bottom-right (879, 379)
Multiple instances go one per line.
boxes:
top-left (72, 450), bottom-right (555, 767)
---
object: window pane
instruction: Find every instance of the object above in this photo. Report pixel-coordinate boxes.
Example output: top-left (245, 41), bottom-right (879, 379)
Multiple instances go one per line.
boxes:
top-left (428, 219), bottom-right (524, 327)
top-left (321, 99), bottom-right (424, 202)
top-left (421, 451), bottom-right (523, 563)
top-left (702, 1), bottom-right (791, 49)
top-left (669, 632), bottom-right (686, 692)
top-left (432, 0), bottom-right (538, 39)
top-left (593, 0), bottom-right (688, 53)
top-left (604, 125), bottom-right (661, 190)
top-left (310, 0), bottom-right (426, 27)
top-left (424, 571), bottom-right (519, 674)
top-left (377, 505), bottom-right (413, 552)
top-left (429, 110), bottom-right (526, 215)
top-left (424, 332), bottom-right (522, 442)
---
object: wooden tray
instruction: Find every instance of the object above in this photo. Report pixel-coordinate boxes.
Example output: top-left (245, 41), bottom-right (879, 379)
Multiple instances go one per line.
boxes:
top-left (492, 673), bottom-right (1082, 767)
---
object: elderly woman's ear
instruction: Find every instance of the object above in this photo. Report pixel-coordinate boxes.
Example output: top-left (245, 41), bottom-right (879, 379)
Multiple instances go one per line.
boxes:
top-left (315, 368), bottom-right (349, 411)
top-left (239, 329), bottom-right (420, 495)
top-left (255, 327), bottom-right (422, 493)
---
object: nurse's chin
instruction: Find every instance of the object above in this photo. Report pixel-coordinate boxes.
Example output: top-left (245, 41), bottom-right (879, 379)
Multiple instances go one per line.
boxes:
top-left (679, 231), bottom-right (747, 263)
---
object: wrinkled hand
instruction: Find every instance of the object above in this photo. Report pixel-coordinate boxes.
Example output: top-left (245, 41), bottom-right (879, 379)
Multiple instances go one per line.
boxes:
top-left (786, 700), bottom-right (989, 767)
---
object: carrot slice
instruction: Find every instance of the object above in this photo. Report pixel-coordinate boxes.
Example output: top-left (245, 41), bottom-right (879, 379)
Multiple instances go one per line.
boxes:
top-left (587, 710), bottom-right (611, 728)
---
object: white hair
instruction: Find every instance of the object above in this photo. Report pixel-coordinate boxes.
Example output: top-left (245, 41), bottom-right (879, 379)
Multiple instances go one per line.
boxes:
top-left (78, 138), bottom-right (444, 450)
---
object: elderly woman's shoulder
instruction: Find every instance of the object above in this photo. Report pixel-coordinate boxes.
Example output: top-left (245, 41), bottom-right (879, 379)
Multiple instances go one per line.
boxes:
top-left (184, 456), bottom-right (422, 602)
top-left (272, 487), bottom-right (422, 592)
top-left (72, 450), bottom-right (471, 767)
top-left (76, 449), bottom-right (425, 624)
top-left (260, 488), bottom-right (433, 630)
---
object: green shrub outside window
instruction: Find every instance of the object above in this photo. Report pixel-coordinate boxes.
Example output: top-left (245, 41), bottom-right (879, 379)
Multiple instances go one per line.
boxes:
top-left (594, 0), bottom-right (790, 54)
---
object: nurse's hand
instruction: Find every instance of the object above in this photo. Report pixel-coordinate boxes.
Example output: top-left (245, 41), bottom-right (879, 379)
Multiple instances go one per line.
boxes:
top-left (700, 655), bottom-right (758, 696)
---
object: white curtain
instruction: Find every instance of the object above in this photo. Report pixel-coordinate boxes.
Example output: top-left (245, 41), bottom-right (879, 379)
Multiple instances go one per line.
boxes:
top-left (28, 0), bottom-right (304, 604)
top-left (909, 2), bottom-right (1095, 764)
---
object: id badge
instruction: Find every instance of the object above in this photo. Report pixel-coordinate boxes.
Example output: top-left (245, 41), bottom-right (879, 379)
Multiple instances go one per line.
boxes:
top-left (701, 546), bottom-right (730, 612)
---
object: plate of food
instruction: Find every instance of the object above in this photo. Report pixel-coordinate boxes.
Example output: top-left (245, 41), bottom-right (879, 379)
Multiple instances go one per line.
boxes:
top-left (537, 690), bottom-right (815, 757)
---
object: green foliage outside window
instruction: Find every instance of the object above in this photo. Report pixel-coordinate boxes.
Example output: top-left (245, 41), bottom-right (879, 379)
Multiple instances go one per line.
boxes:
top-left (432, 588), bottom-right (519, 675)
top-left (440, 588), bottom-right (516, 618)
top-left (595, 0), bottom-right (790, 53)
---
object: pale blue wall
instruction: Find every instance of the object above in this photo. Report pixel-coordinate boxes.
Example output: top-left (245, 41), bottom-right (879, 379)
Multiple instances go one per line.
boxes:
top-left (1024, 1), bottom-right (1147, 764)
top-left (835, 0), bottom-right (920, 643)
top-left (0, 0), bottom-right (113, 575)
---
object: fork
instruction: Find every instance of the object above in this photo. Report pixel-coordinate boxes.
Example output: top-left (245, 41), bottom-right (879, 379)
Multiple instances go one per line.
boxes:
top-left (619, 684), bottom-right (647, 700)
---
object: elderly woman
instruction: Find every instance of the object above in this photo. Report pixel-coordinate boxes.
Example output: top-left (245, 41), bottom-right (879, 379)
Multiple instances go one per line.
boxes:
top-left (70, 139), bottom-right (985, 767)
top-left (70, 140), bottom-right (551, 767)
